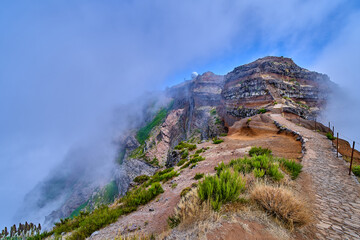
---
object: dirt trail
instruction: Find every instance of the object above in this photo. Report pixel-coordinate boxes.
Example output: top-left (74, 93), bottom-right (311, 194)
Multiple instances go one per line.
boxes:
top-left (271, 114), bottom-right (360, 240)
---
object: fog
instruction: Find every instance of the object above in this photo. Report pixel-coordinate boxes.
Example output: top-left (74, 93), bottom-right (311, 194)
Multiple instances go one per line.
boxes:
top-left (0, 0), bottom-right (359, 229)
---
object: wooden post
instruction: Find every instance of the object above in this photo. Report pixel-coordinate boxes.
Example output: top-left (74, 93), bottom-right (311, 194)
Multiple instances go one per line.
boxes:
top-left (349, 141), bottom-right (355, 175)
top-left (328, 122), bottom-right (330, 129)
top-left (315, 118), bottom-right (317, 131)
top-left (336, 132), bottom-right (339, 157)
top-left (332, 126), bottom-right (334, 135)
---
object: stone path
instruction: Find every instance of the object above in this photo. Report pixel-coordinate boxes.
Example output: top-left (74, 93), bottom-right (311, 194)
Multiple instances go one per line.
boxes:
top-left (271, 114), bottom-right (360, 240)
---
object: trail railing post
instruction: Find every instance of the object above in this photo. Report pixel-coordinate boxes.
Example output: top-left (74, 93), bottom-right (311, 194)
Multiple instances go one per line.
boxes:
top-left (349, 141), bottom-right (355, 175)
top-left (329, 122), bottom-right (330, 130)
top-left (315, 118), bottom-right (317, 131)
top-left (332, 126), bottom-right (334, 135)
top-left (336, 132), bottom-right (339, 157)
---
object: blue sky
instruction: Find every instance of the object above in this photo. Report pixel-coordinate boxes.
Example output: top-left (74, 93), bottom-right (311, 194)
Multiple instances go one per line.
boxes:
top-left (1, 0), bottom-right (360, 229)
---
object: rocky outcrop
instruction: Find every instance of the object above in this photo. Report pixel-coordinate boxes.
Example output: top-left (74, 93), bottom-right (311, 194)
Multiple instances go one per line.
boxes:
top-left (113, 159), bottom-right (157, 196)
top-left (34, 56), bottom-right (334, 226)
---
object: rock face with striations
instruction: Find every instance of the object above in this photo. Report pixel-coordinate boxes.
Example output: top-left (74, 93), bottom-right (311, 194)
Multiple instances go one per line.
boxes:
top-left (22, 56), bottom-right (333, 227)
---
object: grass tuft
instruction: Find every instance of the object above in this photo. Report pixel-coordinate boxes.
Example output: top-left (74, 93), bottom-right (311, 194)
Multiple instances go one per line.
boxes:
top-left (251, 185), bottom-right (311, 229)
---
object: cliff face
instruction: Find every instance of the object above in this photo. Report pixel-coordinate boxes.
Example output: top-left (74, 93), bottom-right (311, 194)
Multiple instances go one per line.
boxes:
top-left (120, 56), bottom-right (332, 170)
top-left (27, 56), bottom-right (333, 227)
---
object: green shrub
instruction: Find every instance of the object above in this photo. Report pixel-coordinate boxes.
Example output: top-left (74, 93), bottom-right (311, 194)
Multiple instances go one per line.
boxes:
top-left (177, 159), bottom-right (186, 167)
top-left (180, 187), bottom-right (191, 198)
top-left (212, 137), bottom-right (224, 144)
top-left (195, 149), bottom-right (205, 154)
top-left (149, 169), bottom-right (179, 184)
top-left (181, 149), bottom-right (189, 159)
top-left (123, 182), bottom-right (164, 207)
top-left (268, 164), bottom-right (284, 181)
top-left (180, 161), bottom-right (191, 169)
top-left (197, 169), bottom-right (246, 211)
top-left (279, 159), bottom-right (303, 179)
top-left (133, 175), bottom-right (150, 184)
top-left (194, 173), bottom-right (204, 180)
top-left (174, 141), bottom-right (197, 151)
top-left (326, 132), bottom-right (336, 140)
top-left (253, 168), bottom-right (265, 178)
top-left (171, 183), bottom-right (178, 189)
top-left (217, 154), bottom-right (284, 181)
top-left (352, 165), bottom-right (360, 177)
top-left (258, 108), bottom-right (267, 114)
top-left (249, 146), bottom-right (272, 156)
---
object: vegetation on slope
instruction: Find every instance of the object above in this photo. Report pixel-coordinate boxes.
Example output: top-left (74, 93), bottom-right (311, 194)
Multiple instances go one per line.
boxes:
top-left (36, 167), bottom-right (180, 240)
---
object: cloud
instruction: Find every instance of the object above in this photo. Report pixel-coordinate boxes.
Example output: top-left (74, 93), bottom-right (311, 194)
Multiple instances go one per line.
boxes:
top-left (0, 0), bottom-right (358, 228)
top-left (314, 10), bottom-right (360, 144)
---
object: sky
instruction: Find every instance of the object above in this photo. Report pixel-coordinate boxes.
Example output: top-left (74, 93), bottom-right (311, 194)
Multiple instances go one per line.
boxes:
top-left (1, 0), bottom-right (360, 229)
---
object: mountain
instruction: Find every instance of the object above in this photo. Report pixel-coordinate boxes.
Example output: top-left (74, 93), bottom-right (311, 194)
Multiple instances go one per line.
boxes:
top-left (16, 56), bottom-right (359, 240)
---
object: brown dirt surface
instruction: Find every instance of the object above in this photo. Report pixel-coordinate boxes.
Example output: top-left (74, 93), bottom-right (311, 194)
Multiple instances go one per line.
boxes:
top-left (228, 114), bottom-right (302, 160)
top-left (206, 220), bottom-right (278, 240)
top-left (88, 114), bottom-right (306, 240)
top-left (333, 138), bottom-right (360, 165)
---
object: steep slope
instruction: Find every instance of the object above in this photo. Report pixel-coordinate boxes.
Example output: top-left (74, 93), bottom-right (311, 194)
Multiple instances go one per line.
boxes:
top-left (18, 56), bottom-right (336, 235)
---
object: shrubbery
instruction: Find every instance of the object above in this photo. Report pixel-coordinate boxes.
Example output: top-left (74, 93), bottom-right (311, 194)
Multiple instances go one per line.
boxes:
top-left (194, 173), bottom-right (204, 180)
top-left (212, 136), bottom-right (224, 144)
top-left (198, 169), bottom-right (246, 211)
top-left (352, 165), bottom-right (360, 177)
top-left (174, 141), bottom-right (197, 151)
top-left (279, 158), bottom-right (302, 179)
top-left (326, 132), bottom-right (336, 140)
top-left (133, 175), bottom-right (150, 184)
top-left (249, 146), bottom-right (272, 156)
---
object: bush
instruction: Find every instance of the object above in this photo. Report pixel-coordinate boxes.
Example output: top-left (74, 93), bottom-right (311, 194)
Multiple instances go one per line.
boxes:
top-left (217, 154), bottom-right (284, 181)
top-left (197, 169), bottom-right (246, 211)
top-left (133, 175), bottom-right (150, 184)
top-left (326, 132), bottom-right (336, 140)
top-left (352, 165), bottom-right (360, 177)
top-left (194, 173), bottom-right (204, 180)
top-left (253, 168), bottom-right (265, 178)
top-left (177, 159), bottom-right (186, 167)
top-left (249, 146), bottom-right (272, 156)
top-left (279, 159), bottom-right (303, 179)
top-left (195, 149), bottom-right (205, 154)
top-left (149, 169), bottom-right (179, 185)
top-left (251, 185), bottom-right (311, 228)
top-left (123, 182), bottom-right (164, 207)
top-left (181, 149), bottom-right (189, 159)
top-left (212, 136), bottom-right (224, 144)
top-left (258, 108), bottom-right (267, 114)
top-left (174, 141), bottom-right (197, 151)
